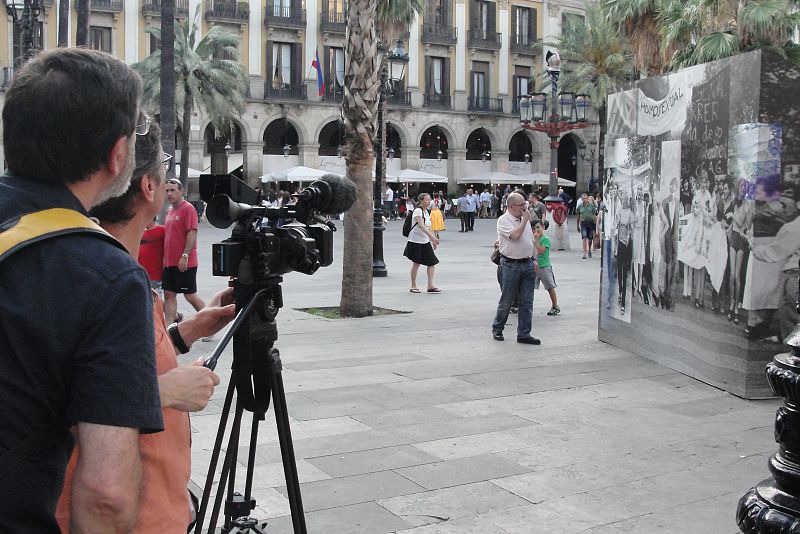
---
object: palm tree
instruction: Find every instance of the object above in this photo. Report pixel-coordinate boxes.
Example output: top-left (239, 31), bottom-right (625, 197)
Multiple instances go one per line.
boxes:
top-left (75, 0), bottom-right (89, 47)
top-left (57, 0), bottom-right (68, 47)
top-left (133, 6), bottom-right (247, 188)
top-left (339, 0), bottom-right (379, 318)
top-left (552, 5), bottom-right (634, 184)
top-left (598, 0), bottom-right (672, 75)
top-left (160, 0), bottom-right (176, 180)
top-left (339, 0), bottom-right (423, 317)
top-left (658, 0), bottom-right (800, 70)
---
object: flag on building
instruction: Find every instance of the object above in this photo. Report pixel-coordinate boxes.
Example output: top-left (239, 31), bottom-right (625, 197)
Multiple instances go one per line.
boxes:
top-left (312, 48), bottom-right (324, 97)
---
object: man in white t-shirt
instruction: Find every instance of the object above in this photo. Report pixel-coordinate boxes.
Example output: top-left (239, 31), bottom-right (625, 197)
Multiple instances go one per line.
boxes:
top-left (491, 192), bottom-right (540, 345)
top-left (384, 185), bottom-right (396, 220)
top-left (479, 189), bottom-right (492, 218)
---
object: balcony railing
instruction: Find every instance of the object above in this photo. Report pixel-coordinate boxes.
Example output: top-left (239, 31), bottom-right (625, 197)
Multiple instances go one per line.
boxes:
top-left (324, 86), bottom-right (344, 102)
top-left (204, 1), bottom-right (250, 23)
top-left (424, 92), bottom-right (452, 110)
top-left (89, 0), bottom-right (123, 12)
top-left (264, 4), bottom-right (306, 28)
top-left (421, 24), bottom-right (457, 45)
top-left (510, 35), bottom-right (541, 55)
top-left (142, 0), bottom-right (190, 17)
top-left (468, 96), bottom-right (503, 113)
top-left (264, 83), bottom-right (308, 101)
top-left (467, 29), bottom-right (502, 50)
top-left (386, 90), bottom-right (411, 107)
top-left (320, 11), bottom-right (346, 33)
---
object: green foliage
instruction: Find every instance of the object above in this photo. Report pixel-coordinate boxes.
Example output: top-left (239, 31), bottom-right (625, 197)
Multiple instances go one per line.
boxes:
top-left (549, 5), bottom-right (634, 113)
top-left (601, 0), bottom-right (800, 72)
top-left (133, 6), bottom-right (247, 138)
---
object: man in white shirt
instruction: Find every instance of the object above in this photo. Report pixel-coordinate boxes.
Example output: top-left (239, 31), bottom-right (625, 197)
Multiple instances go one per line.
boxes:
top-left (491, 193), bottom-right (540, 345)
top-left (479, 189), bottom-right (492, 218)
top-left (384, 185), bottom-right (395, 220)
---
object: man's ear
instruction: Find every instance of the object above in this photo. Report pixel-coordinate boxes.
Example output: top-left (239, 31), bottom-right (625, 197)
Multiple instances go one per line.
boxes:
top-left (107, 135), bottom-right (131, 177)
top-left (139, 174), bottom-right (157, 204)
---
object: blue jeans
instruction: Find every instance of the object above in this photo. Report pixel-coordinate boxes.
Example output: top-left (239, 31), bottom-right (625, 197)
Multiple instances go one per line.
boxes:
top-left (492, 258), bottom-right (535, 338)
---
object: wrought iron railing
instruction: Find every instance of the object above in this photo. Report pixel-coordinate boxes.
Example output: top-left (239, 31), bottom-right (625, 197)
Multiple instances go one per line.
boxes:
top-left (424, 92), bottom-right (452, 110)
top-left (510, 35), bottom-right (541, 55)
top-left (421, 24), bottom-right (457, 45)
top-left (264, 3), bottom-right (306, 28)
top-left (142, 0), bottom-right (190, 17)
top-left (468, 96), bottom-right (503, 113)
top-left (324, 86), bottom-right (344, 102)
top-left (204, 1), bottom-right (250, 22)
top-left (467, 29), bottom-right (502, 50)
top-left (264, 83), bottom-right (308, 101)
top-left (386, 90), bottom-right (411, 107)
top-left (90, 0), bottom-right (123, 11)
top-left (320, 10), bottom-right (346, 33)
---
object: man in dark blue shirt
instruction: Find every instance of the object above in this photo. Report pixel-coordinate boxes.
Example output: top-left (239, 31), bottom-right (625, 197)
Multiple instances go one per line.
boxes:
top-left (0, 49), bottom-right (163, 532)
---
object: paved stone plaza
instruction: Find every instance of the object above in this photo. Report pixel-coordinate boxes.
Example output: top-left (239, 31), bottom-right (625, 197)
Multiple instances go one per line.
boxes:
top-left (180, 215), bottom-right (782, 533)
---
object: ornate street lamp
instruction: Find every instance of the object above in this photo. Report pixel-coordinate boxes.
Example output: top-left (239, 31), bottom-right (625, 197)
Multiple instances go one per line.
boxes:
top-left (519, 50), bottom-right (590, 204)
top-left (4, 0), bottom-right (43, 65)
top-left (579, 139), bottom-right (601, 193)
top-left (224, 143), bottom-right (232, 159)
top-left (373, 38), bottom-right (409, 277)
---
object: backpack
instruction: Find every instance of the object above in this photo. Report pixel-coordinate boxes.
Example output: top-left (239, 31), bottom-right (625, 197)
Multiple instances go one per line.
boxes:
top-left (402, 206), bottom-right (418, 237)
top-left (0, 208), bottom-right (125, 476)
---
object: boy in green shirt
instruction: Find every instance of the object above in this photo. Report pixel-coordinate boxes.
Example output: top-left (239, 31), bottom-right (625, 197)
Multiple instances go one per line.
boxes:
top-left (533, 220), bottom-right (560, 316)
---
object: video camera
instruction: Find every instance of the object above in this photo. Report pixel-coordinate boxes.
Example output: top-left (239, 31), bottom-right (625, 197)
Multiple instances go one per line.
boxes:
top-left (199, 173), bottom-right (357, 278)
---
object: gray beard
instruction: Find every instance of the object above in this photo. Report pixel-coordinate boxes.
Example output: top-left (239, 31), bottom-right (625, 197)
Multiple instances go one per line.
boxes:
top-left (93, 138), bottom-right (136, 207)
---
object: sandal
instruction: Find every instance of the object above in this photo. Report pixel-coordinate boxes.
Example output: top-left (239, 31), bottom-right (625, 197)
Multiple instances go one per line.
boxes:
top-left (409, 288), bottom-right (421, 293)
top-left (427, 288), bottom-right (441, 293)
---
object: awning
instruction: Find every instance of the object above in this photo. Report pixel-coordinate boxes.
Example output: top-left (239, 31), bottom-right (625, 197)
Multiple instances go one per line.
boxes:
top-left (387, 169), bottom-right (448, 183)
top-left (260, 166), bottom-right (342, 183)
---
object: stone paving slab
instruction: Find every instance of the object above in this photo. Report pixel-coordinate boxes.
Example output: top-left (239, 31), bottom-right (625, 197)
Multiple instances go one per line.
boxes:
top-left (182, 218), bottom-right (783, 533)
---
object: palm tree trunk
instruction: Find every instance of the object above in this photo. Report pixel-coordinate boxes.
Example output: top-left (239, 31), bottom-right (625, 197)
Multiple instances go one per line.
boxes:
top-left (180, 91), bottom-right (193, 185)
top-left (160, 0), bottom-right (177, 183)
top-left (340, 0), bottom-right (380, 317)
top-left (75, 0), bottom-right (89, 47)
top-left (57, 0), bottom-right (69, 47)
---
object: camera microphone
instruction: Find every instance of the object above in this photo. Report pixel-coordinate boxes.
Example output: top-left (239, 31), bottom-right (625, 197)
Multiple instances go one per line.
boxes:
top-left (298, 174), bottom-right (357, 215)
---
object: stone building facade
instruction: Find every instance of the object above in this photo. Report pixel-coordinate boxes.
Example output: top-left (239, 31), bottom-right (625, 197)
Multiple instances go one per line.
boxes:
top-left (0, 0), bottom-right (598, 192)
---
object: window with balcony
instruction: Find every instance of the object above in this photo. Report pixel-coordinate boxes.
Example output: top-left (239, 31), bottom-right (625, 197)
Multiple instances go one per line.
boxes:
top-left (468, 0), bottom-right (500, 49)
top-left (264, 0), bottom-right (306, 28)
top-left (266, 41), bottom-right (306, 99)
top-left (12, 21), bottom-right (42, 65)
top-left (512, 66), bottom-right (530, 112)
top-left (562, 12), bottom-right (585, 35)
top-left (424, 56), bottom-right (451, 109)
top-left (422, 0), bottom-right (456, 45)
top-left (323, 46), bottom-right (345, 101)
top-left (89, 26), bottom-right (112, 53)
top-left (511, 6), bottom-right (537, 54)
top-left (321, 0), bottom-right (346, 32)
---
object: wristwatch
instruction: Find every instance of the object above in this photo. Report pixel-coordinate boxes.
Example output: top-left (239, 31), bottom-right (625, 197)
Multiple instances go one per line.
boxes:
top-left (181, 253), bottom-right (189, 258)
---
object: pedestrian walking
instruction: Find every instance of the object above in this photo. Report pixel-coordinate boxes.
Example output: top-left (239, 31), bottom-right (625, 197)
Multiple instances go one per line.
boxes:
top-left (404, 193), bottom-right (441, 293)
top-left (533, 220), bottom-right (560, 315)
top-left (576, 192), bottom-right (598, 259)
top-left (491, 193), bottom-right (540, 344)
top-left (431, 194), bottom-right (446, 237)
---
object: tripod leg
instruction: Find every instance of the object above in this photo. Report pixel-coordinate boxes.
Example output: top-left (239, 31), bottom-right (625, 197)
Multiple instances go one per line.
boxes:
top-left (195, 376), bottom-right (236, 534)
top-left (268, 349), bottom-right (308, 534)
top-left (244, 412), bottom-right (264, 503)
top-left (209, 397), bottom-right (245, 533)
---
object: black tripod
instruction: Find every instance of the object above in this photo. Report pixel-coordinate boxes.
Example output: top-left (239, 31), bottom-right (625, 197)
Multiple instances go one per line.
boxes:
top-left (193, 273), bottom-right (307, 534)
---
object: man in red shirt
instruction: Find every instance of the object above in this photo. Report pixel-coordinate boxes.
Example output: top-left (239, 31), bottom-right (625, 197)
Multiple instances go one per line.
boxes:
top-left (163, 179), bottom-right (206, 324)
top-left (139, 218), bottom-right (165, 291)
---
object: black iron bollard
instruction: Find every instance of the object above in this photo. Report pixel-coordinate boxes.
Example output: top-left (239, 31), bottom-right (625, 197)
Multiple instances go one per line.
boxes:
top-left (737, 261), bottom-right (800, 533)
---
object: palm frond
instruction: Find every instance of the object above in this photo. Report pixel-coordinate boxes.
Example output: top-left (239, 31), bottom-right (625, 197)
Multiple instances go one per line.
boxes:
top-left (691, 30), bottom-right (740, 64)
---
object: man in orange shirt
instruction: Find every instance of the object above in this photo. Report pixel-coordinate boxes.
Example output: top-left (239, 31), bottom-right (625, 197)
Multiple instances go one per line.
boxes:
top-left (56, 124), bottom-right (236, 533)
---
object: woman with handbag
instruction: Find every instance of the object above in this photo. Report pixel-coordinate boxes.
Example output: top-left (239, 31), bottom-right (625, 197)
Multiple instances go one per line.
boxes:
top-left (404, 193), bottom-right (441, 293)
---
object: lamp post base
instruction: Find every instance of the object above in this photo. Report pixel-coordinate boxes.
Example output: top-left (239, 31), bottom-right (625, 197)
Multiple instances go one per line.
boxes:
top-left (372, 208), bottom-right (388, 277)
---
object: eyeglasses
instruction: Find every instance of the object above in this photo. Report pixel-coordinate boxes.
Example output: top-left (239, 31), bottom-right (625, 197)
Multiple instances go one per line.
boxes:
top-left (162, 153), bottom-right (173, 172)
top-left (135, 112), bottom-right (151, 136)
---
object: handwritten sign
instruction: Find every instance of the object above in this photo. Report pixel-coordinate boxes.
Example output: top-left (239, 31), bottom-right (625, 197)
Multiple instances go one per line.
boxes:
top-left (682, 66), bottom-right (731, 180)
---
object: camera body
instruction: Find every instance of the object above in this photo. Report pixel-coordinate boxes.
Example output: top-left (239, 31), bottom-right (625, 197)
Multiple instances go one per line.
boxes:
top-left (201, 173), bottom-right (339, 280)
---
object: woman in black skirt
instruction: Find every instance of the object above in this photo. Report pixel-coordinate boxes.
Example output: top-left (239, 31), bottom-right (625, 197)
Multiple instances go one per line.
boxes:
top-left (404, 193), bottom-right (441, 293)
